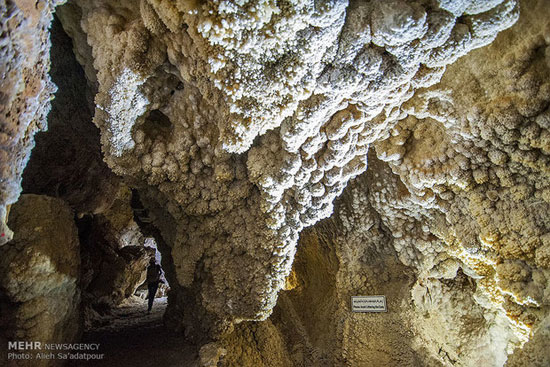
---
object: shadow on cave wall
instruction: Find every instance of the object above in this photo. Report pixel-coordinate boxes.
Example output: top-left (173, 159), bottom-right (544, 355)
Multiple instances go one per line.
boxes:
top-left (22, 16), bottom-right (119, 215)
top-left (20, 16), bottom-right (162, 328)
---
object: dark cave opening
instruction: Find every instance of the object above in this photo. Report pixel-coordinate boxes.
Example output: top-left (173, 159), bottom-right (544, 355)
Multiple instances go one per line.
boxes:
top-left (142, 109), bottom-right (173, 139)
top-left (21, 15), bottom-right (117, 216)
top-left (14, 15), bottom-right (196, 365)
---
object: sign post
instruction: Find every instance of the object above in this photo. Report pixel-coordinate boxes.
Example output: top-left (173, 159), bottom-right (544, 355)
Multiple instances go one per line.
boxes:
top-left (351, 295), bottom-right (387, 313)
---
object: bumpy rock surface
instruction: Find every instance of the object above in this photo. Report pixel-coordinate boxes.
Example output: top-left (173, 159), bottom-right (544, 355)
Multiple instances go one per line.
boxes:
top-left (220, 172), bottom-right (515, 367)
top-left (3, 0), bottom-right (550, 365)
top-left (22, 16), bottom-right (119, 216)
top-left (0, 0), bottom-right (64, 246)
top-left (56, 0), bottom-right (519, 333)
top-left (77, 186), bottom-right (156, 326)
top-left (506, 315), bottom-right (550, 367)
top-left (372, 0), bottom-right (550, 352)
top-left (217, 145), bottom-right (548, 367)
top-left (0, 194), bottom-right (80, 366)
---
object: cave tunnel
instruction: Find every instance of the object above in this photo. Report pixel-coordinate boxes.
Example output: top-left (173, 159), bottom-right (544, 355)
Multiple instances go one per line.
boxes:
top-left (12, 16), bottom-right (190, 367)
top-left (1, 1), bottom-right (550, 367)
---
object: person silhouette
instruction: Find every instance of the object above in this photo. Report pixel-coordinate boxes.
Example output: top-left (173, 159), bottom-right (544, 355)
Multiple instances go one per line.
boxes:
top-left (146, 258), bottom-right (163, 313)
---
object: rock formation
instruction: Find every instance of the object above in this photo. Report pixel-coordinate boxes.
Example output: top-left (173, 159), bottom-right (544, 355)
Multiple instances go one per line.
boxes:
top-left (78, 212), bottom-right (153, 315)
top-left (21, 16), bottom-right (119, 217)
top-left (372, 0), bottom-right (550, 354)
top-left (0, 195), bottom-right (81, 367)
top-left (0, 0), bottom-right (63, 246)
top-left (1, 0), bottom-right (550, 366)
top-left (54, 0), bottom-right (520, 337)
top-left (219, 169), bottom-right (519, 366)
top-left (18, 16), bottom-right (158, 327)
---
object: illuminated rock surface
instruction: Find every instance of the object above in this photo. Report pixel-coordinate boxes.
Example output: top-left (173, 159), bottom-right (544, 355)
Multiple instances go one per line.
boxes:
top-left (0, 0), bottom-right (549, 366)
top-left (54, 0), bottom-right (520, 333)
top-left (0, 194), bottom-right (80, 367)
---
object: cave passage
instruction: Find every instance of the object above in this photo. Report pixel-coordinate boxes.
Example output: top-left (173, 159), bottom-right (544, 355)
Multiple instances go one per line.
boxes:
top-left (72, 297), bottom-right (197, 367)
top-left (3, 1), bottom-right (550, 366)
top-left (15, 16), bottom-right (199, 367)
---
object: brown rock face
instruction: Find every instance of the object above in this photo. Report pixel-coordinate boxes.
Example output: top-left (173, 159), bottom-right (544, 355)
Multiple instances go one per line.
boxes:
top-left (79, 213), bottom-right (153, 311)
top-left (21, 16), bottom-right (119, 216)
top-left (0, 194), bottom-right (81, 367)
top-left (1, 0), bottom-right (550, 366)
top-left (0, 0), bottom-right (64, 246)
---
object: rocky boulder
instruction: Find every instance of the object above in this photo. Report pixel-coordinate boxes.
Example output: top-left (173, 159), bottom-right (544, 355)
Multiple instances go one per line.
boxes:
top-left (0, 194), bottom-right (81, 366)
top-left (79, 215), bottom-right (154, 314)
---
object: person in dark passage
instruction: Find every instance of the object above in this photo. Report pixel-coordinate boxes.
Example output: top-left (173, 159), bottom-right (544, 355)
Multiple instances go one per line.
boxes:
top-left (146, 258), bottom-right (163, 313)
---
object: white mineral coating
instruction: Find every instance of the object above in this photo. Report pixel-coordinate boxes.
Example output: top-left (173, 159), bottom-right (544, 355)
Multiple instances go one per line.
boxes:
top-left (0, 0), bottom-right (65, 246)
top-left (55, 0), bottom-right (518, 328)
top-left (411, 276), bottom-right (516, 367)
top-left (506, 315), bottom-right (550, 367)
top-left (371, 0), bottom-right (550, 356)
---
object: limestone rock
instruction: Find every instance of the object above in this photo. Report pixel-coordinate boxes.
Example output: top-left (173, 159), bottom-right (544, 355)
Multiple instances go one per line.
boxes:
top-left (76, 186), bottom-right (156, 326)
top-left (55, 0), bottom-right (518, 333)
top-left (199, 342), bottom-right (226, 367)
top-left (0, 0), bottom-right (65, 246)
top-left (505, 315), bottom-right (550, 367)
top-left (219, 175), bottom-right (437, 366)
top-left (2, 0), bottom-right (550, 365)
top-left (22, 17), bottom-right (119, 216)
top-left (79, 214), bottom-right (154, 313)
top-left (371, 0), bottom-right (550, 352)
top-left (85, 243), bottom-right (152, 307)
top-left (0, 194), bottom-right (80, 366)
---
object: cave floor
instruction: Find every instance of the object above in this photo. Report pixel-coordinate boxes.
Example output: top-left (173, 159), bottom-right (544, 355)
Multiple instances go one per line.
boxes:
top-left (72, 297), bottom-right (198, 366)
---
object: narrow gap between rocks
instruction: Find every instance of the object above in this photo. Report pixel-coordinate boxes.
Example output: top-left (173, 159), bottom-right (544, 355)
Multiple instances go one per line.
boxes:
top-left (18, 16), bottom-right (200, 367)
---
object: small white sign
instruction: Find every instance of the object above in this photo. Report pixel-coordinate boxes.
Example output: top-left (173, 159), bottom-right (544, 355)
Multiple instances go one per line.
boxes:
top-left (351, 295), bottom-right (387, 313)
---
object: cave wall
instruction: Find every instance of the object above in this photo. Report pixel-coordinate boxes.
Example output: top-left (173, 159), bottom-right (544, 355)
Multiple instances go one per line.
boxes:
top-left (0, 0), bottom-right (64, 245)
top-left (247, 1), bottom-right (550, 364)
top-left (21, 16), bottom-right (119, 216)
top-left (371, 0), bottom-right (550, 354)
top-left (2, 10), bottom-right (158, 332)
top-left (183, 1), bottom-right (548, 364)
top-left (1, 0), bottom-right (550, 366)
top-left (78, 205), bottom-right (153, 324)
top-left (217, 152), bottom-right (541, 367)
top-left (0, 195), bottom-right (81, 367)
top-left (264, 185), bottom-right (429, 367)
top-left (53, 0), bottom-right (519, 338)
